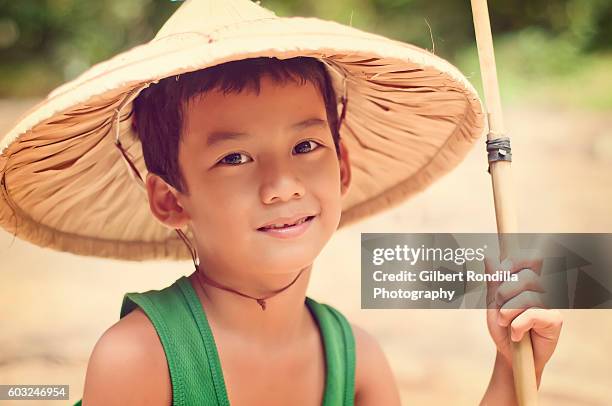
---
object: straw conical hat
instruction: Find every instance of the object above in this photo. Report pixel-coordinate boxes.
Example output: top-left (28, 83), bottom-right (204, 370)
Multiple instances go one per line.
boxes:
top-left (0, 0), bottom-right (485, 261)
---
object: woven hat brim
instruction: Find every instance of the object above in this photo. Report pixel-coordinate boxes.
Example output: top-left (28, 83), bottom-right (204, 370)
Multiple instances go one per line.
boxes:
top-left (0, 16), bottom-right (485, 261)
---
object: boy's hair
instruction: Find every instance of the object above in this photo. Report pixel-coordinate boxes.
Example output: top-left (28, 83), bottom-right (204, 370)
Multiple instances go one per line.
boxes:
top-left (132, 57), bottom-right (342, 195)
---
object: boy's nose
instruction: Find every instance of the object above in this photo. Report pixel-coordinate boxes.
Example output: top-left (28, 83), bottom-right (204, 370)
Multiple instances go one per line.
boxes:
top-left (259, 163), bottom-right (306, 204)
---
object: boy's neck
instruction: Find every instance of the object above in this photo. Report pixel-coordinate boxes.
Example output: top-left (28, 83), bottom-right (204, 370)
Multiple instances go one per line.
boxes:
top-left (187, 264), bottom-right (315, 348)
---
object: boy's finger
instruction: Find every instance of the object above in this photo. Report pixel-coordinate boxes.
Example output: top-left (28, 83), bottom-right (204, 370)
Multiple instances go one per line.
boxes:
top-left (485, 254), bottom-right (545, 306)
top-left (485, 256), bottom-right (543, 276)
top-left (497, 291), bottom-right (546, 327)
top-left (495, 268), bottom-right (545, 307)
top-left (508, 258), bottom-right (544, 276)
top-left (484, 256), bottom-right (509, 299)
top-left (509, 308), bottom-right (564, 342)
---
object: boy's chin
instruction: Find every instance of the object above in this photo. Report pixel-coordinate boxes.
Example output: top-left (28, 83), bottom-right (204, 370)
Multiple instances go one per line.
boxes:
top-left (258, 257), bottom-right (316, 274)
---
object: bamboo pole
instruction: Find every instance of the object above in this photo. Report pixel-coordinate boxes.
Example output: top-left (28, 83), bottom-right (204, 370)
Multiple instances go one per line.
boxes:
top-left (469, 1), bottom-right (539, 405)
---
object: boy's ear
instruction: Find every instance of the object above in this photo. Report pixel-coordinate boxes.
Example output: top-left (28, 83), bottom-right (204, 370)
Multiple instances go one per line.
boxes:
top-left (338, 139), bottom-right (352, 197)
top-left (145, 172), bottom-right (191, 229)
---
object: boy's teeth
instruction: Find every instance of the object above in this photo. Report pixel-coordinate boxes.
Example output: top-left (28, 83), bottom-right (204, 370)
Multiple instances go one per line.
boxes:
top-left (265, 216), bottom-right (308, 229)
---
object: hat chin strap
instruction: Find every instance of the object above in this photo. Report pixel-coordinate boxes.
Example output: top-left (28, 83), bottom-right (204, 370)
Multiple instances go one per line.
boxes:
top-left (113, 82), bottom-right (154, 194)
top-left (182, 226), bottom-right (306, 311)
top-left (194, 264), bottom-right (307, 311)
top-left (112, 82), bottom-right (202, 265)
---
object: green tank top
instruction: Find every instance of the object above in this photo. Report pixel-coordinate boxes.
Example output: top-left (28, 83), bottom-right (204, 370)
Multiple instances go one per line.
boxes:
top-left (74, 275), bottom-right (355, 405)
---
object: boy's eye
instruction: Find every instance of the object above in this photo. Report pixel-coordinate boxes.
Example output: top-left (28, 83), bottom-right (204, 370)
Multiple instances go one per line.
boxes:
top-left (219, 152), bottom-right (252, 166)
top-left (293, 140), bottom-right (321, 154)
top-left (217, 140), bottom-right (321, 166)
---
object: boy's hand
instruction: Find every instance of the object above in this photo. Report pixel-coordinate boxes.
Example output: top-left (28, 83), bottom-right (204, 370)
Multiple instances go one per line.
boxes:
top-left (484, 256), bottom-right (563, 383)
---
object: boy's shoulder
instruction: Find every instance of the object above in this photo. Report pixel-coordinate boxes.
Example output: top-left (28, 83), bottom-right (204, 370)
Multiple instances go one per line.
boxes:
top-left (351, 323), bottom-right (402, 405)
top-left (81, 308), bottom-right (171, 405)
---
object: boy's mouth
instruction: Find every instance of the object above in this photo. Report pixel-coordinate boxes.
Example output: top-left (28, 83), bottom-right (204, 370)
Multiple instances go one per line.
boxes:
top-left (257, 215), bottom-right (316, 231)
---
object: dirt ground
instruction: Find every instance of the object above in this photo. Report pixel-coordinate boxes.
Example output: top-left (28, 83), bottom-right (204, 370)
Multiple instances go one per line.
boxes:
top-left (1, 98), bottom-right (611, 405)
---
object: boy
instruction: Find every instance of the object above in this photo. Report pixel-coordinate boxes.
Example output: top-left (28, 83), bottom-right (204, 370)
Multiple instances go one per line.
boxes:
top-left (82, 57), bottom-right (399, 406)
top-left (0, 1), bottom-right (562, 405)
top-left (80, 57), bottom-right (562, 405)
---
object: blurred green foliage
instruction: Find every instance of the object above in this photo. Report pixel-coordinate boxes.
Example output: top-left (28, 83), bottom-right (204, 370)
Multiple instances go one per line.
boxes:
top-left (0, 0), bottom-right (610, 109)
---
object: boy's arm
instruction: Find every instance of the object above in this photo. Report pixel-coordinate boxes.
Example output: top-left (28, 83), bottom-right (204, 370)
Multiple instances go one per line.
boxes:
top-left (481, 257), bottom-right (563, 405)
top-left (81, 309), bottom-right (171, 406)
top-left (353, 324), bottom-right (402, 406)
top-left (480, 308), bottom-right (562, 405)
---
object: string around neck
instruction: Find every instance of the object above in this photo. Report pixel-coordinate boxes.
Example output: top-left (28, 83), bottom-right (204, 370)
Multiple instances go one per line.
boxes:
top-left (194, 264), bottom-right (306, 311)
